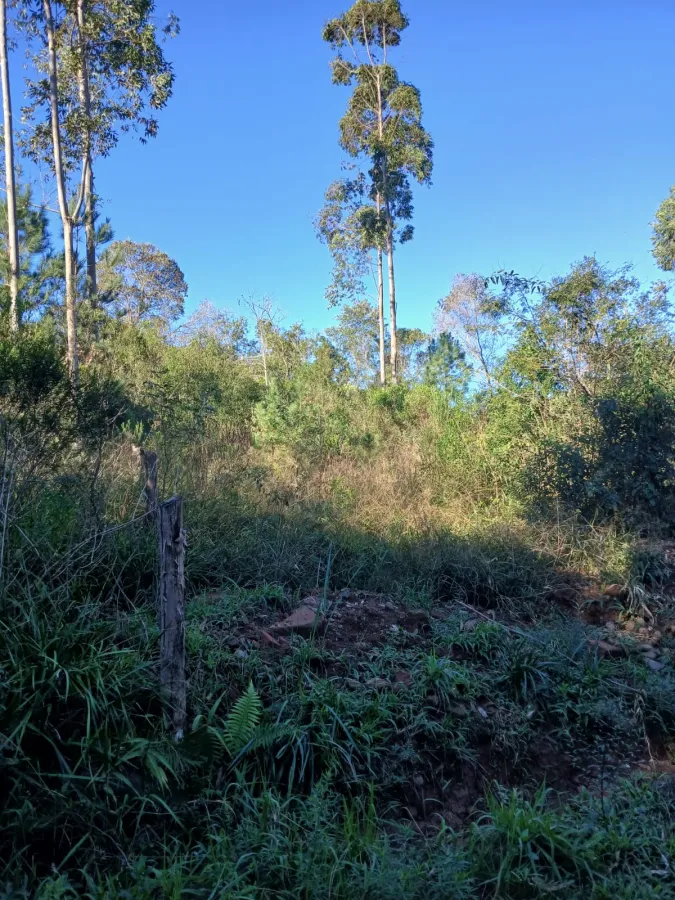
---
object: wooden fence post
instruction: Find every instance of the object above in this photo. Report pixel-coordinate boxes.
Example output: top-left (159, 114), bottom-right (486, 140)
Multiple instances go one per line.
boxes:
top-left (158, 495), bottom-right (187, 740)
top-left (132, 445), bottom-right (158, 524)
top-left (141, 449), bottom-right (158, 521)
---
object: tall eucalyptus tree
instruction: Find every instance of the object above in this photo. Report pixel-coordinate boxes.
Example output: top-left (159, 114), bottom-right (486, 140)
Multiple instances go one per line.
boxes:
top-left (322, 0), bottom-right (432, 380)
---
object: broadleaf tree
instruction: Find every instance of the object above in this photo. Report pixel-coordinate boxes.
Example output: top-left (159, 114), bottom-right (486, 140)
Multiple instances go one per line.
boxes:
top-left (316, 169), bottom-right (387, 383)
top-left (70, 0), bottom-right (177, 311)
top-left (396, 325), bottom-right (428, 383)
top-left (326, 298), bottom-right (382, 387)
top-left (20, 0), bottom-right (178, 379)
top-left (435, 273), bottom-right (509, 391)
top-left (98, 239), bottom-right (187, 327)
top-left (322, 0), bottom-right (432, 381)
top-left (652, 186), bottom-right (675, 272)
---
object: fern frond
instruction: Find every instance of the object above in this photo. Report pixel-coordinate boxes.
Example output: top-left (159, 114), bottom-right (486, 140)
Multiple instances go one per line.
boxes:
top-left (247, 722), bottom-right (298, 753)
top-left (224, 682), bottom-right (262, 755)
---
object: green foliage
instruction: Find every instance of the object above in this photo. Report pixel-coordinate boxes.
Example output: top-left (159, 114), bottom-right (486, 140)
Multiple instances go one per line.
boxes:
top-left (0, 583), bottom-right (174, 878)
top-left (396, 326), bottom-right (429, 382)
top-left (471, 258), bottom-right (675, 518)
top-left (0, 327), bottom-right (126, 470)
top-left (224, 682), bottom-right (263, 755)
top-left (652, 185), bottom-right (675, 271)
top-left (471, 778), bottom-right (675, 898)
top-left (253, 371), bottom-right (369, 462)
top-left (326, 298), bottom-right (382, 386)
top-left (316, 172), bottom-right (383, 308)
top-left (2, 354), bottom-right (675, 895)
top-left (98, 240), bottom-right (188, 326)
top-left (321, 0), bottom-right (433, 382)
top-left (1, 21), bottom-right (675, 889)
top-left (22, 0), bottom-right (178, 169)
top-left (323, 0), bottom-right (432, 186)
top-left (178, 300), bottom-right (253, 356)
top-left (0, 185), bottom-right (52, 325)
top-left (423, 332), bottom-right (472, 397)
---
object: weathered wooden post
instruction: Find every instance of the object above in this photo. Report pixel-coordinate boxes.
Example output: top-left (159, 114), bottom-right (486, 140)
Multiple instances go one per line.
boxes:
top-left (141, 449), bottom-right (158, 521)
top-left (132, 445), bottom-right (158, 524)
top-left (157, 495), bottom-right (187, 740)
top-left (134, 448), bottom-right (187, 739)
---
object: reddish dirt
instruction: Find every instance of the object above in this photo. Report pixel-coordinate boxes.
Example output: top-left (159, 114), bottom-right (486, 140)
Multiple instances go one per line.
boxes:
top-left (227, 589), bottom-right (437, 656)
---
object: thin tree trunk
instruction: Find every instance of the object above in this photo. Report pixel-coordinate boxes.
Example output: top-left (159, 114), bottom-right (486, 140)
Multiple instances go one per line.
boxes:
top-left (158, 495), bottom-right (187, 740)
top-left (375, 192), bottom-right (386, 385)
top-left (261, 332), bottom-right (268, 386)
top-left (84, 165), bottom-right (96, 294)
top-left (44, 0), bottom-right (79, 384)
top-left (374, 70), bottom-right (394, 383)
top-left (76, 0), bottom-right (97, 313)
top-left (377, 247), bottom-right (385, 385)
top-left (0, 0), bottom-right (19, 332)
top-left (63, 219), bottom-right (79, 381)
top-left (387, 230), bottom-right (397, 383)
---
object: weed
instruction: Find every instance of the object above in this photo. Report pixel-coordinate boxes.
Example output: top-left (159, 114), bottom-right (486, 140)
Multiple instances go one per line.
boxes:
top-left (470, 784), bottom-right (592, 897)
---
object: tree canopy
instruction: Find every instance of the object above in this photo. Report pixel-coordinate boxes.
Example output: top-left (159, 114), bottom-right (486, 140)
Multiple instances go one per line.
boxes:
top-left (98, 239), bottom-right (187, 326)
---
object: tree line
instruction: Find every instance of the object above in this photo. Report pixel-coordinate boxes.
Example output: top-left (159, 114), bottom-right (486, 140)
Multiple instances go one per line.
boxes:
top-left (0, 0), bottom-right (438, 390)
top-left (2, 0), bottom-right (675, 416)
top-left (0, 0), bottom-right (177, 382)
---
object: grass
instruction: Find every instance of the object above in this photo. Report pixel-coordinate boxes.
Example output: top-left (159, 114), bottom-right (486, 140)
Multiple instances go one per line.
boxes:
top-left (2, 559), bottom-right (674, 897)
top-left (469, 777), bottom-right (675, 898)
top-left (2, 436), bottom-right (675, 897)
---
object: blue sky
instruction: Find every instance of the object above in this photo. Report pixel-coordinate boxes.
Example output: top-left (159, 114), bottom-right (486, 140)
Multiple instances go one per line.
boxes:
top-left (31, 0), bottom-right (675, 334)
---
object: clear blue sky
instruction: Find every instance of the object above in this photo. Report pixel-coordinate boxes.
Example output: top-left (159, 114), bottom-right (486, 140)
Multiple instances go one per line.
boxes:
top-left (85, 0), bottom-right (675, 334)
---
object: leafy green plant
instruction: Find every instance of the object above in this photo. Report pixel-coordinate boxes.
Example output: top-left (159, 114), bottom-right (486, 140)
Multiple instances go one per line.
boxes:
top-left (224, 682), bottom-right (263, 755)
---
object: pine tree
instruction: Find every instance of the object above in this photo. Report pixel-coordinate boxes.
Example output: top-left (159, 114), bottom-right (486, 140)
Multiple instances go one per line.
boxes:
top-left (0, 185), bottom-right (52, 323)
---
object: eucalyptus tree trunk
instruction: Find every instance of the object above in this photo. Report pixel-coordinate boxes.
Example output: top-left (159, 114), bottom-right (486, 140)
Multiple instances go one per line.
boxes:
top-left (377, 247), bottom-right (386, 385)
top-left (386, 228), bottom-right (397, 383)
top-left (44, 0), bottom-right (79, 384)
top-left (376, 193), bottom-right (386, 384)
top-left (83, 159), bottom-right (96, 293)
top-left (76, 0), bottom-right (97, 309)
top-left (0, 0), bottom-right (20, 332)
top-left (374, 69), bottom-right (396, 383)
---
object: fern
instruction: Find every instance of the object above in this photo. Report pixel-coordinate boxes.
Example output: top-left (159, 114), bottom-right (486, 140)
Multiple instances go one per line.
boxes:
top-left (224, 682), bottom-right (262, 755)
